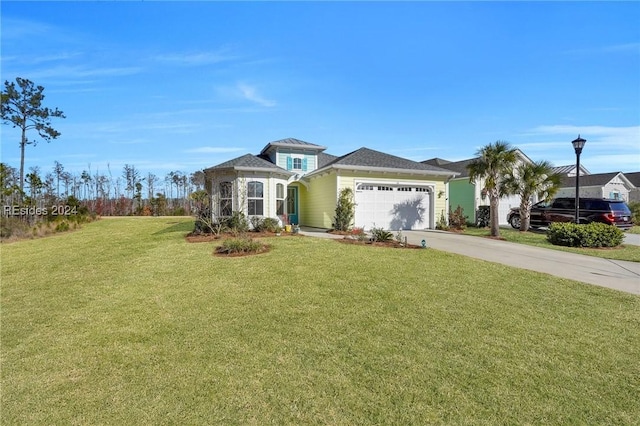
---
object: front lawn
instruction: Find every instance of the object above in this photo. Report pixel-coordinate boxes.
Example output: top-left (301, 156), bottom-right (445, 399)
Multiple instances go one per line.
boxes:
top-left (463, 226), bottom-right (640, 262)
top-left (2, 217), bottom-right (639, 424)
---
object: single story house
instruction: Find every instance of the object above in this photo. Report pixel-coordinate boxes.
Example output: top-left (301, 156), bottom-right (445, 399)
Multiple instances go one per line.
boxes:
top-left (203, 138), bottom-right (458, 230)
top-left (556, 172), bottom-right (634, 201)
top-left (422, 149), bottom-right (533, 226)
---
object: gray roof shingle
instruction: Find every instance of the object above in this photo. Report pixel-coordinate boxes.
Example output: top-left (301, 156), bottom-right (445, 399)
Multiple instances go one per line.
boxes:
top-left (205, 153), bottom-right (291, 174)
top-left (559, 172), bottom-right (623, 187)
top-left (624, 172), bottom-right (640, 187)
top-left (323, 147), bottom-right (456, 174)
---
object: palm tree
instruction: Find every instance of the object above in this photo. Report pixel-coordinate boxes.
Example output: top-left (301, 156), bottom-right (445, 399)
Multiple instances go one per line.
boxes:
top-left (467, 141), bottom-right (518, 237)
top-left (503, 160), bottom-right (561, 232)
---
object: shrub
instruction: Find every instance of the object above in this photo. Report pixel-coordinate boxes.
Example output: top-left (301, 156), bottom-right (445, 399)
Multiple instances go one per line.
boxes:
top-left (629, 201), bottom-right (640, 224)
top-left (249, 216), bottom-right (264, 231)
top-left (54, 220), bottom-right (70, 232)
top-left (436, 211), bottom-right (449, 230)
top-left (333, 188), bottom-right (355, 232)
top-left (448, 205), bottom-right (467, 230)
top-left (223, 211), bottom-right (249, 233)
top-left (370, 226), bottom-right (392, 242)
top-left (0, 217), bottom-right (31, 240)
top-left (216, 237), bottom-right (266, 255)
top-left (351, 227), bottom-right (367, 241)
top-left (547, 222), bottom-right (624, 248)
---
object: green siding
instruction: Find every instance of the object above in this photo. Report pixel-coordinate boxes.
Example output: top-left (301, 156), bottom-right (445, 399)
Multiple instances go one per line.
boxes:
top-left (449, 178), bottom-right (476, 223)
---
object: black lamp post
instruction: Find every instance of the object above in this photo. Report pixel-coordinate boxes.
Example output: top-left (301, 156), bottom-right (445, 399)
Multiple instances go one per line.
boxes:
top-left (571, 135), bottom-right (586, 224)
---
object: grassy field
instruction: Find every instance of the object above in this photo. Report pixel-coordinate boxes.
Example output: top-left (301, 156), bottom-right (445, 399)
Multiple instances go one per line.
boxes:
top-left (2, 217), bottom-right (639, 424)
top-left (463, 226), bottom-right (640, 262)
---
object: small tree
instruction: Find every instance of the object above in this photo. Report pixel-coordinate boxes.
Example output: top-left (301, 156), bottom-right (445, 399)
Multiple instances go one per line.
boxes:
top-left (467, 141), bottom-right (518, 238)
top-left (1, 78), bottom-right (66, 192)
top-left (502, 160), bottom-right (561, 231)
top-left (333, 187), bottom-right (355, 232)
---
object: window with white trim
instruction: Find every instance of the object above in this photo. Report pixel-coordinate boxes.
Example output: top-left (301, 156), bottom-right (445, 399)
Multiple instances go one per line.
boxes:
top-left (247, 181), bottom-right (264, 216)
top-left (415, 187), bottom-right (429, 192)
top-left (276, 183), bottom-right (285, 215)
top-left (219, 181), bottom-right (233, 216)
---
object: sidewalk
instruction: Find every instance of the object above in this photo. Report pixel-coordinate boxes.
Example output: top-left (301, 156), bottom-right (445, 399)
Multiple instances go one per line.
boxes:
top-left (299, 227), bottom-right (640, 295)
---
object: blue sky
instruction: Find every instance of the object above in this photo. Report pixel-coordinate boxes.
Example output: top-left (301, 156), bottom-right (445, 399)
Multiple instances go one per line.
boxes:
top-left (1, 1), bottom-right (639, 180)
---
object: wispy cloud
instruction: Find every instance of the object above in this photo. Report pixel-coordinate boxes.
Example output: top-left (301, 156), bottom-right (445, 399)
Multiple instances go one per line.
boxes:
top-left (26, 65), bottom-right (143, 80)
top-left (154, 49), bottom-right (238, 66)
top-left (565, 42), bottom-right (640, 56)
top-left (516, 124), bottom-right (640, 172)
top-left (237, 83), bottom-right (276, 107)
top-left (185, 147), bottom-right (246, 154)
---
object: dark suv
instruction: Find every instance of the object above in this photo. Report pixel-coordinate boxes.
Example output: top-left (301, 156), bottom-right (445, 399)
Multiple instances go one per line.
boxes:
top-left (507, 198), bottom-right (633, 230)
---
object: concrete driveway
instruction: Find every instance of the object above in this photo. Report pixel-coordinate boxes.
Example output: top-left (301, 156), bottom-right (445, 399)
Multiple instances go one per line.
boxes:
top-left (402, 230), bottom-right (640, 296)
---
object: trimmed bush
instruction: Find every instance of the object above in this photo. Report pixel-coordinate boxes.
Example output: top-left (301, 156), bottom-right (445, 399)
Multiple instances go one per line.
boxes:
top-left (333, 188), bottom-right (355, 232)
top-left (547, 222), bottom-right (624, 248)
top-left (216, 237), bottom-right (266, 255)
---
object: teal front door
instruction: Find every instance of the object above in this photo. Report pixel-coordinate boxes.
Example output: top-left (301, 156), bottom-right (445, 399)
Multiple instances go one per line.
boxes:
top-left (287, 187), bottom-right (298, 225)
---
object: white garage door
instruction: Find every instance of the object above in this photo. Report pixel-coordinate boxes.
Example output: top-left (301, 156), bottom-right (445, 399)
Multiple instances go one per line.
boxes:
top-left (498, 194), bottom-right (521, 226)
top-left (354, 183), bottom-right (431, 230)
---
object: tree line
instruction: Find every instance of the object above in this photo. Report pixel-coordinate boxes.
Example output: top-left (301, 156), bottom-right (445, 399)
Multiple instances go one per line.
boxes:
top-left (2, 77), bottom-right (209, 217)
top-left (0, 161), bottom-right (205, 216)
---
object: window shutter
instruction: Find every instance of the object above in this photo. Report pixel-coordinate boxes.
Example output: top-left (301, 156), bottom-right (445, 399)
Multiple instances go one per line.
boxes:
top-left (286, 157), bottom-right (292, 170)
top-left (302, 158), bottom-right (308, 172)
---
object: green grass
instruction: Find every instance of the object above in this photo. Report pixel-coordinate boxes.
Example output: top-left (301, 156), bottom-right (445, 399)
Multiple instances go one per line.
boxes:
top-left (463, 226), bottom-right (640, 262)
top-left (2, 217), bottom-right (639, 424)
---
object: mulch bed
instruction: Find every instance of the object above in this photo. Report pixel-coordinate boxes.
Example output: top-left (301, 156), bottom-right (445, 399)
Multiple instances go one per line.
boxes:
top-left (336, 238), bottom-right (423, 249)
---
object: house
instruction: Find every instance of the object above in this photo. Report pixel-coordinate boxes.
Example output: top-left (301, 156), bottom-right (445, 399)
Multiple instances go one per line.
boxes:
top-left (625, 172), bottom-right (640, 202)
top-left (551, 164), bottom-right (591, 177)
top-left (556, 172), bottom-right (634, 201)
top-left (423, 149), bottom-right (534, 226)
top-left (203, 138), bottom-right (458, 231)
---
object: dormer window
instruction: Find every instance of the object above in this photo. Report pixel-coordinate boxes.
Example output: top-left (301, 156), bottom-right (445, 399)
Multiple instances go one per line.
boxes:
top-left (286, 156), bottom-right (308, 172)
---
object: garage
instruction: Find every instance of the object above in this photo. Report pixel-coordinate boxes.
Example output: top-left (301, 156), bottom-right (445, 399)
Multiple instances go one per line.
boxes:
top-left (498, 194), bottom-right (522, 226)
top-left (354, 183), bottom-right (431, 230)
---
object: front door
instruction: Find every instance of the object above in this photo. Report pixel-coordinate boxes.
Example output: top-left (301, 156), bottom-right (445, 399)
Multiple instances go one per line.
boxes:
top-left (287, 187), bottom-right (299, 225)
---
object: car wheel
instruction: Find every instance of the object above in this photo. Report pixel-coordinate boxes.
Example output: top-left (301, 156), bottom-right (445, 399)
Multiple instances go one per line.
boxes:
top-left (509, 215), bottom-right (521, 229)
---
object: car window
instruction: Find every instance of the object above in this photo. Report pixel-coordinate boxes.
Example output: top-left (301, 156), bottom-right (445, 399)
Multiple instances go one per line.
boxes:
top-left (533, 200), bottom-right (551, 208)
top-left (552, 199), bottom-right (574, 209)
top-left (610, 202), bottom-right (631, 214)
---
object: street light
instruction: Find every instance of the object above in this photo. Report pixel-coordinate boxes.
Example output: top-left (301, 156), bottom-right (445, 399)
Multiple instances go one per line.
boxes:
top-left (572, 135), bottom-right (586, 224)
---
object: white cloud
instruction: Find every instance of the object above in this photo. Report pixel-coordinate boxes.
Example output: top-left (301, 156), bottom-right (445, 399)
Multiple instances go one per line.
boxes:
top-left (237, 83), bottom-right (276, 107)
top-left (185, 147), bottom-right (245, 154)
top-left (154, 49), bottom-right (238, 66)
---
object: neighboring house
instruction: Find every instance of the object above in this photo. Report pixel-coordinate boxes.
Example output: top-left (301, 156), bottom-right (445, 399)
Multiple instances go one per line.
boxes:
top-left (625, 172), bottom-right (640, 202)
top-left (203, 138), bottom-right (458, 231)
top-left (556, 172), bottom-right (634, 201)
top-left (551, 164), bottom-right (591, 177)
top-left (423, 149), bottom-right (534, 226)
